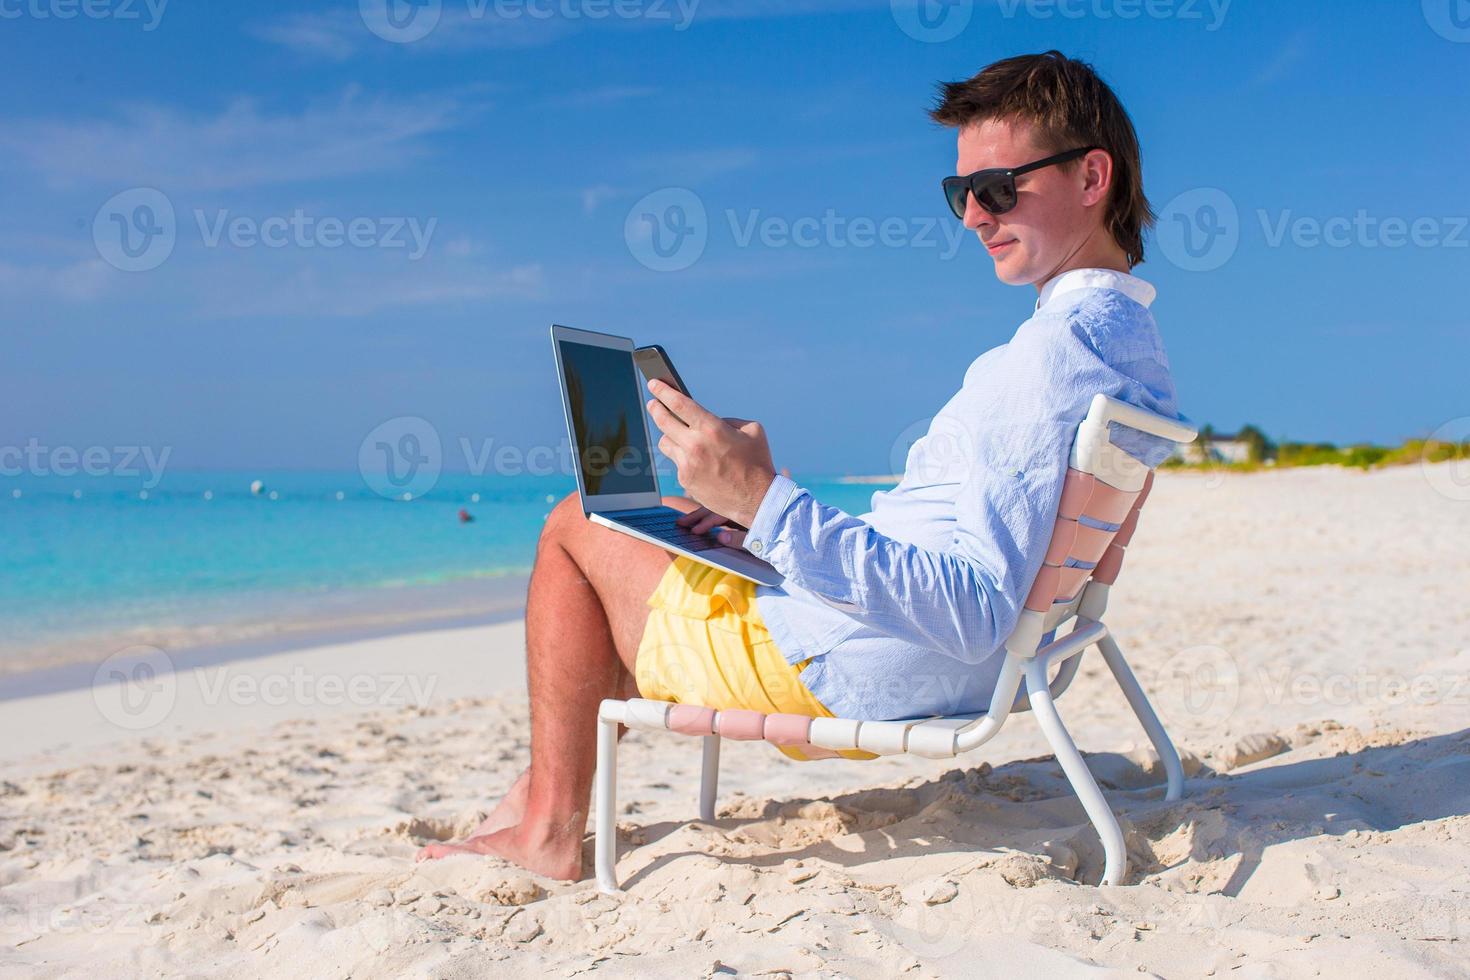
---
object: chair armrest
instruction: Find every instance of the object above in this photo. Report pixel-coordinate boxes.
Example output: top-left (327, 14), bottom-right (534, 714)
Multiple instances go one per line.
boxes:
top-left (1087, 393), bottom-right (1198, 445)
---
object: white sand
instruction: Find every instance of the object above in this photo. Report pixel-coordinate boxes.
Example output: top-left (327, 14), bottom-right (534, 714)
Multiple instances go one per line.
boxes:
top-left (2, 464), bottom-right (1467, 978)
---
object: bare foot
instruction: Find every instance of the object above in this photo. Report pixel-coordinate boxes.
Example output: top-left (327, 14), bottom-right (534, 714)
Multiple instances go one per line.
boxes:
top-left (415, 821), bottom-right (583, 881)
top-left (466, 769), bottom-right (530, 839)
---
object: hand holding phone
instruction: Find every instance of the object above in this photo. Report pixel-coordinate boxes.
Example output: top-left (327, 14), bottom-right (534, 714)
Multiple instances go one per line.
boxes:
top-left (634, 345), bottom-right (691, 424)
top-left (639, 344), bottom-right (762, 535)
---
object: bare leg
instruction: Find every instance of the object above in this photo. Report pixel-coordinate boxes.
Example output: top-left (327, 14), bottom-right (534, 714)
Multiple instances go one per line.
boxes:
top-left (467, 677), bottom-right (638, 839)
top-left (418, 493), bottom-right (694, 876)
top-left (465, 769), bottom-right (529, 839)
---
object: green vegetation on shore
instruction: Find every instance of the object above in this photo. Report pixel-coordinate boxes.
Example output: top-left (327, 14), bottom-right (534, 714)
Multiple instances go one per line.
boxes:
top-left (1164, 423), bottom-right (1470, 472)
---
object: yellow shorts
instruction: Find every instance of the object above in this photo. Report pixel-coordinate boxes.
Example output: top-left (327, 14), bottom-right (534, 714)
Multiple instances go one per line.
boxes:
top-left (635, 557), bottom-right (872, 761)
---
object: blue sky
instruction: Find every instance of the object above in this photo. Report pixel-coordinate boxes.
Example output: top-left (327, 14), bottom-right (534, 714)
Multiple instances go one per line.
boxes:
top-left (3, 0), bottom-right (1467, 476)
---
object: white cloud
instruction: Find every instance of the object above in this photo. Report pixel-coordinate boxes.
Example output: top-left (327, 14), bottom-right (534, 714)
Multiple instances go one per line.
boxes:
top-left (581, 184), bottom-right (621, 214)
top-left (1, 87), bottom-right (471, 191)
top-left (249, 16), bottom-right (360, 60)
top-left (628, 146), bottom-right (759, 182)
top-left (252, 0), bottom-right (891, 59)
top-left (0, 258), bottom-right (115, 302)
top-left (1244, 30), bottom-right (1311, 91)
top-left (548, 85), bottom-right (660, 106)
top-left (193, 261), bottom-right (545, 318)
top-left (441, 236), bottom-right (484, 257)
top-left (250, 7), bottom-right (577, 59)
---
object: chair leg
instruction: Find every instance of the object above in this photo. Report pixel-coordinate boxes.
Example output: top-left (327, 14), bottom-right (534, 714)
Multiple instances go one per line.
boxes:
top-left (1023, 659), bottom-right (1127, 886)
top-left (699, 735), bottom-right (721, 823)
top-left (594, 714), bottom-right (621, 894)
top-left (1096, 633), bottom-right (1184, 802)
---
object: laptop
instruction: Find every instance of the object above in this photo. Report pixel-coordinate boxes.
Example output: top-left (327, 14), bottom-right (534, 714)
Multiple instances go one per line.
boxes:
top-left (551, 324), bottom-right (783, 587)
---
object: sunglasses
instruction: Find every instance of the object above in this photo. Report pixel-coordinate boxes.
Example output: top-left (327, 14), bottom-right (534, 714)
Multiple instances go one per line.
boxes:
top-left (941, 146), bottom-right (1099, 220)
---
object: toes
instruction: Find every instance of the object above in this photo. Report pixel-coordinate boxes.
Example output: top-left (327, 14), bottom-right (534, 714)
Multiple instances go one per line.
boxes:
top-left (416, 843), bottom-right (454, 862)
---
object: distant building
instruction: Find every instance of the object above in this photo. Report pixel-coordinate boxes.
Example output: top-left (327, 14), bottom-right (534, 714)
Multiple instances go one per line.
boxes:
top-left (1172, 433), bottom-right (1255, 465)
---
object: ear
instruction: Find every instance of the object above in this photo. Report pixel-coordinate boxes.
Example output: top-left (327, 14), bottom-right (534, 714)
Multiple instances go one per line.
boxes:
top-left (1080, 149), bottom-right (1113, 208)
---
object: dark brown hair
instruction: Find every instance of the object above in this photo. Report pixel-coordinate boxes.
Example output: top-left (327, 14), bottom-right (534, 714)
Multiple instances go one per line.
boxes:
top-left (930, 50), bottom-right (1153, 267)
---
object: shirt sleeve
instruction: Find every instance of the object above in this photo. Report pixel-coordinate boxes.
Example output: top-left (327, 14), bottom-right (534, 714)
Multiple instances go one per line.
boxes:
top-left (742, 308), bottom-right (1159, 664)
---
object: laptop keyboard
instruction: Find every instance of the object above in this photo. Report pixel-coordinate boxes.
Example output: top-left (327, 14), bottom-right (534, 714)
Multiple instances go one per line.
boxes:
top-left (611, 508), bottom-right (724, 552)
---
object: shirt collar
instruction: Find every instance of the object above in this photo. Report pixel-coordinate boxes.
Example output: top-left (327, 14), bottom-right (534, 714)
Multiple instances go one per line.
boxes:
top-left (1035, 268), bottom-right (1157, 312)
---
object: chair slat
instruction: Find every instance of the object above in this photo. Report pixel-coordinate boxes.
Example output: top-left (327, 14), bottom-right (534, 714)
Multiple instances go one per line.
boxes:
top-left (716, 709), bottom-right (766, 740)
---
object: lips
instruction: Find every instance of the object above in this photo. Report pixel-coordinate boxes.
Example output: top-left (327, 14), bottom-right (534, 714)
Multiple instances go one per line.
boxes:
top-left (985, 238), bottom-right (1017, 255)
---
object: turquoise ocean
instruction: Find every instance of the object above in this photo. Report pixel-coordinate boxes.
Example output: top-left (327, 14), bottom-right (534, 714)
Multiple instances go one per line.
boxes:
top-left (0, 469), bottom-right (893, 676)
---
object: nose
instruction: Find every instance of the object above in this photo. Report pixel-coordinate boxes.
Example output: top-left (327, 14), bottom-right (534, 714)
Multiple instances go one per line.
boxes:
top-left (962, 191), bottom-right (995, 232)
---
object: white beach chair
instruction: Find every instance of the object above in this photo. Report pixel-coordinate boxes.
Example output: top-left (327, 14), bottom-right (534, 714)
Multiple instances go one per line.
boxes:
top-left (594, 394), bottom-right (1198, 893)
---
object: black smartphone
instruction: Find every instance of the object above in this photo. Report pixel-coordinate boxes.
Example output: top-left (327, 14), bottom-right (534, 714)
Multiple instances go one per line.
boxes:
top-left (633, 345), bottom-right (690, 396)
top-left (634, 345), bottom-right (691, 425)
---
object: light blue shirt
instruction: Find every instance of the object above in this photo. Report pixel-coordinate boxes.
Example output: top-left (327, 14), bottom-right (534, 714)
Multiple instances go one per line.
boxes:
top-left (744, 268), bottom-right (1182, 721)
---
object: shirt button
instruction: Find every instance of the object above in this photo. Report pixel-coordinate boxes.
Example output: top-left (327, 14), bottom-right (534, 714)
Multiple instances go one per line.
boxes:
top-left (748, 539), bottom-right (764, 555)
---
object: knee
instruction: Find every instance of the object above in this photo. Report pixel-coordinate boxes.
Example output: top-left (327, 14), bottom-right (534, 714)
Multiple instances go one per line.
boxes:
top-left (541, 491), bottom-right (586, 543)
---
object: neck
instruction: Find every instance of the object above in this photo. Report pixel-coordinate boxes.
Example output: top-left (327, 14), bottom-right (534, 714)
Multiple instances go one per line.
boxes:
top-left (1033, 226), bottom-right (1130, 294)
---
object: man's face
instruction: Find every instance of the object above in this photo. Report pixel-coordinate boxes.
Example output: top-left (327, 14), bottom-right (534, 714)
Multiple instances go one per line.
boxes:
top-left (954, 118), bottom-right (1104, 287)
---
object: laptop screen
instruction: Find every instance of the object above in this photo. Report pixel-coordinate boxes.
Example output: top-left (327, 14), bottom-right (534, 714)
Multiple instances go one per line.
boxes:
top-left (557, 339), bottom-right (658, 498)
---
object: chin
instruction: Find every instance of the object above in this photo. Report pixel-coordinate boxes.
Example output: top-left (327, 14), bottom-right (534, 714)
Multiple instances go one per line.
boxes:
top-left (990, 254), bottom-right (1036, 286)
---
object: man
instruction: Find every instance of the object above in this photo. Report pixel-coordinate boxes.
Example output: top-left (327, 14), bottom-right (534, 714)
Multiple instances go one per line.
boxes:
top-left (419, 50), bottom-right (1181, 880)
